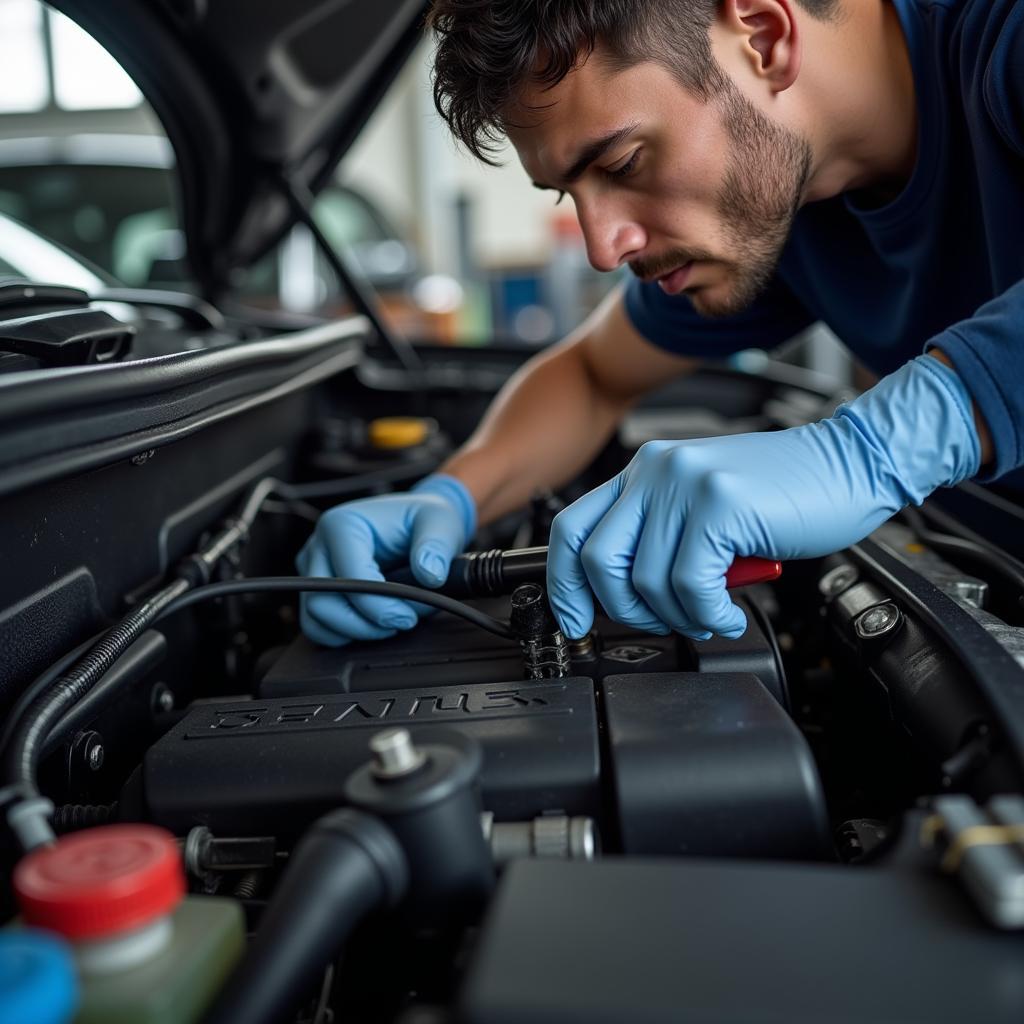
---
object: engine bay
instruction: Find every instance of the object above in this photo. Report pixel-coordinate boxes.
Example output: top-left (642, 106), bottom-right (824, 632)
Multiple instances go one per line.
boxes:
top-left (3, 327), bottom-right (1024, 1022)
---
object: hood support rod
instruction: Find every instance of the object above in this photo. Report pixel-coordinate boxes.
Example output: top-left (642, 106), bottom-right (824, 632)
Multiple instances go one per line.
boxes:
top-left (277, 174), bottom-right (424, 378)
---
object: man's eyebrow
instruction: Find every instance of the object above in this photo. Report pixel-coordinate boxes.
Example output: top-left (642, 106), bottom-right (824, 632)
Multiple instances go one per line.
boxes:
top-left (531, 122), bottom-right (641, 190)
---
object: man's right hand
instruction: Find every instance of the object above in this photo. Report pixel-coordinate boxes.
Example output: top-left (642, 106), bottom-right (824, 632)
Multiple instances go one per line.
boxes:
top-left (296, 474), bottom-right (476, 647)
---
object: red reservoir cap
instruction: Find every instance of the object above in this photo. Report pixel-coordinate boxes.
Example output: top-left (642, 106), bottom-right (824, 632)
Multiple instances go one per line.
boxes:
top-left (14, 825), bottom-right (185, 940)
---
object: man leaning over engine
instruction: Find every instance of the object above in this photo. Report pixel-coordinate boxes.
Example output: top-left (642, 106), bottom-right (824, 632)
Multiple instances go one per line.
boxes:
top-left (297, 0), bottom-right (1019, 647)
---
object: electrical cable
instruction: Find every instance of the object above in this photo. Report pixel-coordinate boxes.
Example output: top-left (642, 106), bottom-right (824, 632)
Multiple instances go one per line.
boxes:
top-left (155, 576), bottom-right (515, 640)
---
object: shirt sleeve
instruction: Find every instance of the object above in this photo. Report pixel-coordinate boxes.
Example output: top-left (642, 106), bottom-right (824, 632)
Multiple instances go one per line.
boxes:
top-left (982, 1), bottom-right (1024, 155)
top-left (928, 277), bottom-right (1024, 480)
top-left (622, 273), bottom-right (815, 359)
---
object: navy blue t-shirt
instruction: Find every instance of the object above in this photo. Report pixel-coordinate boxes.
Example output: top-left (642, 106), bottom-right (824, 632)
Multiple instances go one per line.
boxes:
top-left (624, 0), bottom-right (1024, 481)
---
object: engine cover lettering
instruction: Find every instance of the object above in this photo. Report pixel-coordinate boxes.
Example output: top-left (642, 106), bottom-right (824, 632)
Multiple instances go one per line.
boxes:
top-left (188, 682), bottom-right (570, 740)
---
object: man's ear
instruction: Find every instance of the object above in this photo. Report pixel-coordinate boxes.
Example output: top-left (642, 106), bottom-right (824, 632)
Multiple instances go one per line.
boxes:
top-left (718, 0), bottom-right (801, 92)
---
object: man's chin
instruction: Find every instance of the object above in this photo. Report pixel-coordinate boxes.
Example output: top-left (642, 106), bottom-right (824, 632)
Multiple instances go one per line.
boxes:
top-left (687, 264), bottom-right (773, 319)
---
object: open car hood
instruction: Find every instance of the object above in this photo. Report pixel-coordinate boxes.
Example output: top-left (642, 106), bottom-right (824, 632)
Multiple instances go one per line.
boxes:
top-left (50, 0), bottom-right (428, 298)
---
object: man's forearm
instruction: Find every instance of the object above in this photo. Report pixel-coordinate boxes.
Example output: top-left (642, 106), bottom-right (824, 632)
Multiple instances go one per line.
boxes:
top-left (440, 337), bottom-right (632, 525)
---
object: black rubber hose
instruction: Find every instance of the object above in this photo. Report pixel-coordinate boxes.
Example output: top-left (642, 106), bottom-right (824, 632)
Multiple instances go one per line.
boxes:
top-left (203, 808), bottom-right (407, 1024)
top-left (52, 802), bottom-right (118, 833)
top-left (3, 577), bottom-right (190, 803)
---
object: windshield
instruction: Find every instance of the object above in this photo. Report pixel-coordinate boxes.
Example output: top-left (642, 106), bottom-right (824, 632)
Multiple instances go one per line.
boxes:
top-left (0, 210), bottom-right (108, 291)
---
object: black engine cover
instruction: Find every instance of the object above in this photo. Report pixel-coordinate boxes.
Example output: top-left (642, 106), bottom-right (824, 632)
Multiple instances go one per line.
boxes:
top-left (132, 671), bottom-right (828, 861)
top-left (131, 678), bottom-right (601, 838)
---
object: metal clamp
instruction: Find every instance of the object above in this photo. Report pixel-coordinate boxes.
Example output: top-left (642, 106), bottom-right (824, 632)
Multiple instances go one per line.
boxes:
top-left (920, 795), bottom-right (1024, 929)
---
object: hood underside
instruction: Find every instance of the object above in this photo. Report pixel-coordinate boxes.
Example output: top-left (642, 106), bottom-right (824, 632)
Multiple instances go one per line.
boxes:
top-left (49, 0), bottom-right (429, 298)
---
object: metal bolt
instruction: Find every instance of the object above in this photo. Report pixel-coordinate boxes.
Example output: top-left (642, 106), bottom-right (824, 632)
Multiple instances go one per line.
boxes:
top-left (369, 728), bottom-right (426, 779)
top-left (855, 602), bottom-right (901, 640)
top-left (183, 825), bottom-right (213, 879)
top-left (568, 817), bottom-right (598, 860)
top-left (819, 565), bottom-right (858, 598)
top-left (482, 813), bottom-right (599, 865)
top-left (568, 633), bottom-right (598, 661)
top-left (151, 683), bottom-right (175, 714)
top-left (68, 731), bottom-right (105, 784)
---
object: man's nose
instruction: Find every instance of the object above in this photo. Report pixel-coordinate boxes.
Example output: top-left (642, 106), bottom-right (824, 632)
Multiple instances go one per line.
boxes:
top-left (576, 200), bottom-right (647, 272)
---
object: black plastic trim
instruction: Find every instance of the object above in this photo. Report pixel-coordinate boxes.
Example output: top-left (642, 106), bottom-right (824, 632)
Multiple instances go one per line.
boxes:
top-left (0, 317), bottom-right (366, 497)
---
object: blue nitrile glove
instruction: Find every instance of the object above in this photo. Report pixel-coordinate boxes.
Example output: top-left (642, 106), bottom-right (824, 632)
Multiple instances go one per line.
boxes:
top-left (296, 473), bottom-right (475, 647)
top-left (547, 355), bottom-right (981, 641)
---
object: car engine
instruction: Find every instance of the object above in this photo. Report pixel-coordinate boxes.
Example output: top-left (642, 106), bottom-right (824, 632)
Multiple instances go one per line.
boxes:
top-left (3, 299), bottom-right (1024, 1023)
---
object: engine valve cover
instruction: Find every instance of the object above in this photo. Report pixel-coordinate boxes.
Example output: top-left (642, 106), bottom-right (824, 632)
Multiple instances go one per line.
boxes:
top-left (132, 678), bottom-right (601, 838)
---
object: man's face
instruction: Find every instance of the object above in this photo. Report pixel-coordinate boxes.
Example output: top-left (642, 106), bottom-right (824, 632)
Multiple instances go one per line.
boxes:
top-left (506, 50), bottom-right (812, 318)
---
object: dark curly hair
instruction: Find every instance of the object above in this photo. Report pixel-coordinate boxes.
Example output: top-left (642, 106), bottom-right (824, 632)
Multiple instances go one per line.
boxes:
top-left (429, 0), bottom-right (840, 163)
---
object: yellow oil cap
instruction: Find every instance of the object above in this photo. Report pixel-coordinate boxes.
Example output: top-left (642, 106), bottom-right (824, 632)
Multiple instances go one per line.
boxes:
top-left (368, 417), bottom-right (432, 450)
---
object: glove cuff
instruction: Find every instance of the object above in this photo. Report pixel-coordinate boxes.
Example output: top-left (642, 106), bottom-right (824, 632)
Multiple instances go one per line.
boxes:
top-left (835, 355), bottom-right (981, 507)
top-left (411, 473), bottom-right (477, 540)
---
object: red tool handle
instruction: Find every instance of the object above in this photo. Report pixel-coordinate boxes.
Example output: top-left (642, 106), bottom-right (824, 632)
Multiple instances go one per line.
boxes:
top-left (724, 556), bottom-right (782, 589)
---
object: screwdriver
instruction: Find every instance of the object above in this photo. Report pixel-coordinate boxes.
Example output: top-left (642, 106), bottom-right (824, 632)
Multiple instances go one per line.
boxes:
top-left (390, 547), bottom-right (781, 598)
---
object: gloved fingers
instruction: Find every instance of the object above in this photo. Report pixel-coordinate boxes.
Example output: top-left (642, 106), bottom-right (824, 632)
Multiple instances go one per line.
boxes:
top-left (408, 500), bottom-right (466, 588)
top-left (547, 480), bottom-right (623, 639)
top-left (581, 493), bottom-right (671, 635)
top-left (671, 502), bottom-right (748, 639)
top-left (301, 546), bottom-right (404, 643)
top-left (304, 591), bottom-right (399, 644)
top-left (299, 521), bottom-right (436, 634)
top-left (320, 511), bottom-right (420, 630)
top-left (632, 507), bottom-right (710, 640)
top-left (299, 602), bottom-right (351, 648)
top-left (297, 542), bottom-right (344, 644)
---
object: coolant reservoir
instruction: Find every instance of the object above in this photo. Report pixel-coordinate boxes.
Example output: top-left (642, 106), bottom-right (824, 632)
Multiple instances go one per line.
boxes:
top-left (13, 824), bottom-right (244, 1024)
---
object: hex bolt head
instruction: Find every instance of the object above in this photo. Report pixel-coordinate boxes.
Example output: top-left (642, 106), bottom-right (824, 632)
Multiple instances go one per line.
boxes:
top-left (151, 683), bottom-right (175, 714)
top-left (819, 565), bottom-right (858, 598)
top-left (855, 602), bottom-right (901, 640)
top-left (369, 728), bottom-right (426, 779)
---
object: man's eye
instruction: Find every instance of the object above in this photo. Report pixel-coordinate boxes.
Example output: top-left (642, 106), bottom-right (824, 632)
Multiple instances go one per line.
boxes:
top-left (608, 150), bottom-right (640, 179)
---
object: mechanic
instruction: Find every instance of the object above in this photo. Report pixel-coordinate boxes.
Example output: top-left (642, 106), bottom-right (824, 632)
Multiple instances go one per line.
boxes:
top-left (297, 0), bottom-right (1022, 647)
